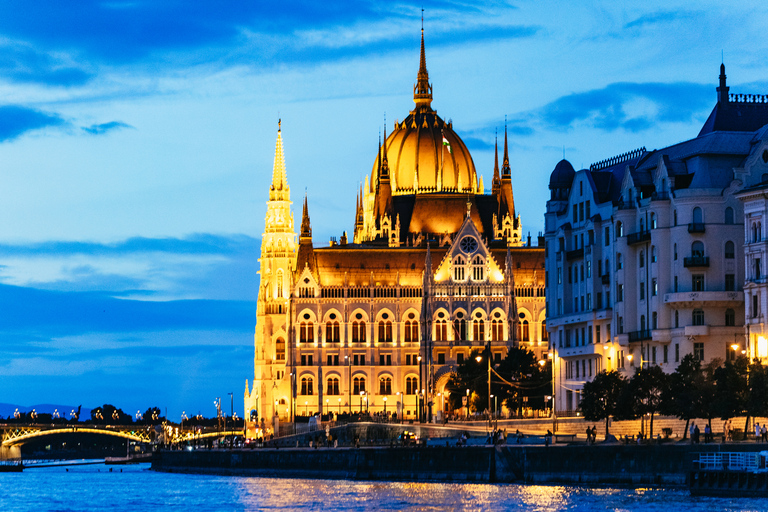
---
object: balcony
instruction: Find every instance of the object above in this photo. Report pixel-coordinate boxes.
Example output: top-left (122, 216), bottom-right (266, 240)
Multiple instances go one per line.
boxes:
top-left (664, 291), bottom-right (743, 308)
top-left (601, 274), bottom-right (610, 285)
top-left (688, 222), bottom-right (705, 233)
top-left (683, 256), bottom-right (710, 267)
top-left (565, 247), bottom-right (584, 261)
top-left (628, 329), bottom-right (652, 342)
top-left (626, 230), bottom-right (651, 245)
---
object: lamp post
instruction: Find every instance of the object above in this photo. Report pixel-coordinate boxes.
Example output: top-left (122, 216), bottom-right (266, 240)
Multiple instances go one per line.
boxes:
top-left (383, 396), bottom-right (388, 419)
top-left (360, 391), bottom-right (364, 414)
top-left (326, 399), bottom-right (329, 416)
top-left (476, 352), bottom-right (491, 432)
top-left (338, 398), bottom-right (341, 414)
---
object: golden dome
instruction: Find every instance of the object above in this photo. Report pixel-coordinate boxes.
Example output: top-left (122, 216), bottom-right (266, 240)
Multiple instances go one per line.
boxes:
top-left (369, 28), bottom-right (477, 195)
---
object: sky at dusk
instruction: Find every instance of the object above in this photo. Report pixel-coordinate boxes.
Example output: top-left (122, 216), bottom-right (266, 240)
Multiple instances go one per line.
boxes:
top-left (2, 1), bottom-right (768, 421)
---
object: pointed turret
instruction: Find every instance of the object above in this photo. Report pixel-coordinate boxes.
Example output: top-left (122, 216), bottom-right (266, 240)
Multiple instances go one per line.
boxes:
top-left (501, 124), bottom-right (511, 178)
top-left (377, 126), bottom-right (392, 218)
top-left (300, 194), bottom-right (312, 240)
top-left (270, 119), bottom-right (289, 201)
top-left (717, 62), bottom-right (730, 105)
top-left (492, 134), bottom-right (501, 194)
top-left (413, 26), bottom-right (433, 112)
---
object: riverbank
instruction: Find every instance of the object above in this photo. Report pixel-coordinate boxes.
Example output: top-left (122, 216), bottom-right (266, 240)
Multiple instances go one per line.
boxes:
top-left (151, 443), bottom-right (766, 486)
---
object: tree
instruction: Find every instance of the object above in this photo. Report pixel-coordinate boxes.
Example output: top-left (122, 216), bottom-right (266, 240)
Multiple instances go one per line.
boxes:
top-left (746, 360), bottom-right (768, 431)
top-left (494, 347), bottom-right (551, 415)
top-left (621, 366), bottom-right (669, 439)
top-left (446, 349), bottom-right (487, 413)
top-left (662, 354), bottom-right (705, 439)
top-left (713, 356), bottom-right (749, 431)
top-left (578, 370), bottom-right (627, 438)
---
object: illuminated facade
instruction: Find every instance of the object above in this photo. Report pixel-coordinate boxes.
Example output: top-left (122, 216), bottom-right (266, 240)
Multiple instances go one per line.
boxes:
top-left (244, 31), bottom-right (545, 427)
top-left (546, 64), bottom-right (768, 414)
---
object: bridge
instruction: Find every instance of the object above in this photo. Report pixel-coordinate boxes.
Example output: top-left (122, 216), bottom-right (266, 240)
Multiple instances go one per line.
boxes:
top-left (0, 424), bottom-right (243, 459)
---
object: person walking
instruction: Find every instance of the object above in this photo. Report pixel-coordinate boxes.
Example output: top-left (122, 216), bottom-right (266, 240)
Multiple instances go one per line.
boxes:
top-left (690, 423), bottom-right (696, 444)
top-left (591, 425), bottom-right (598, 444)
top-left (762, 424), bottom-right (767, 442)
top-left (756, 423), bottom-right (762, 443)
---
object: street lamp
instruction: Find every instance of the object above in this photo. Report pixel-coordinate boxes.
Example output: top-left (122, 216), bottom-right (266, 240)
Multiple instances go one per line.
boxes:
top-left (326, 399), bottom-right (329, 416)
top-left (383, 396), bottom-right (388, 418)
top-left (338, 398), bottom-right (341, 414)
top-left (360, 391), bottom-right (364, 414)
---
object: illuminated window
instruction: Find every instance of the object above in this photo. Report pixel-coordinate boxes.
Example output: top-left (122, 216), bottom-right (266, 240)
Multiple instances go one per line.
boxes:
top-left (353, 377), bottom-right (366, 395)
top-left (300, 322), bottom-right (314, 343)
top-left (378, 320), bottom-right (393, 342)
top-left (405, 376), bottom-right (418, 395)
top-left (300, 377), bottom-right (314, 395)
top-left (379, 377), bottom-right (392, 395)
top-left (326, 377), bottom-right (339, 395)
top-left (453, 256), bottom-right (466, 281)
top-left (471, 256), bottom-right (485, 281)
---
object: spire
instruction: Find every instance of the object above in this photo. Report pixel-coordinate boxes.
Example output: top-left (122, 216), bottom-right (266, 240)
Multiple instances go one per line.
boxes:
top-left (413, 22), bottom-right (433, 111)
top-left (717, 62), bottom-right (730, 105)
top-left (501, 121), bottom-right (511, 178)
top-left (270, 119), bottom-right (289, 199)
top-left (381, 125), bottom-right (390, 179)
top-left (492, 132), bottom-right (501, 193)
top-left (300, 193), bottom-right (312, 239)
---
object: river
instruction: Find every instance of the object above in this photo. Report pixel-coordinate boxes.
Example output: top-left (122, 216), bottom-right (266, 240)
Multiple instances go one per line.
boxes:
top-left (0, 462), bottom-right (763, 511)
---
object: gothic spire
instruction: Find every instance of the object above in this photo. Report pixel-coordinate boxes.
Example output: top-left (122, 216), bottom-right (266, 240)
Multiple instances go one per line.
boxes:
top-left (492, 132), bottom-right (501, 193)
top-left (501, 122), bottom-right (511, 178)
top-left (300, 193), bottom-right (312, 239)
top-left (413, 24), bottom-right (433, 111)
top-left (271, 119), bottom-right (288, 196)
top-left (381, 125), bottom-right (390, 178)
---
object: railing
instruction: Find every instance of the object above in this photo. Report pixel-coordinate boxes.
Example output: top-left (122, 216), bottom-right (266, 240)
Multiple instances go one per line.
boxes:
top-left (688, 222), bottom-right (705, 233)
top-left (684, 256), bottom-right (710, 267)
top-left (628, 329), bottom-right (652, 342)
top-left (730, 93), bottom-right (768, 104)
top-left (626, 230), bottom-right (651, 245)
top-left (565, 248), bottom-right (584, 261)
top-left (695, 452), bottom-right (760, 471)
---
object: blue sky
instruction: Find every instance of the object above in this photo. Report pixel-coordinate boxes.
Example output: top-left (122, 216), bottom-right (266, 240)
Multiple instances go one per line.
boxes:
top-left (1, 0), bottom-right (768, 420)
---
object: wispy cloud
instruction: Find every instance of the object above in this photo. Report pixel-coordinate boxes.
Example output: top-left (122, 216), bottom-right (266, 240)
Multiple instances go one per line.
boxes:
top-left (624, 10), bottom-right (699, 30)
top-left (81, 121), bottom-right (133, 135)
top-left (0, 105), bottom-right (65, 141)
top-left (536, 82), bottom-right (712, 133)
top-left (0, 41), bottom-right (93, 86)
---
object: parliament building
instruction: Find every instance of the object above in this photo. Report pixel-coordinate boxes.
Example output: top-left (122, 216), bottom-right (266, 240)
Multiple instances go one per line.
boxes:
top-left (244, 31), bottom-right (545, 428)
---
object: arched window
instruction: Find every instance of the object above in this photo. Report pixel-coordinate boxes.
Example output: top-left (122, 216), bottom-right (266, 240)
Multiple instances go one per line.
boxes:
top-left (692, 207), bottom-right (703, 224)
top-left (326, 377), bottom-right (339, 395)
top-left (404, 312), bottom-right (419, 342)
top-left (275, 338), bottom-right (285, 361)
top-left (650, 213), bottom-right (657, 229)
top-left (491, 319), bottom-right (504, 341)
top-left (353, 377), bottom-right (366, 395)
top-left (541, 320), bottom-right (548, 341)
top-left (326, 321), bottom-right (340, 342)
top-left (522, 320), bottom-right (530, 341)
top-left (352, 320), bottom-right (366, 343)
top-left (453, 256), bottom-right (466, 281)
top-left (725, 241), bottom-right (735, 259)
top-left (378, 320), bottom-right (393, 342)
top-left (301, 377), bottom-right (314, 395)
top-left (276, 269), bottom-right (283, 298)
top-left (691, 241), bottom-right (704, 258)
top-left (435, 319), bottom-right (447, 341)
top-left (379, 377), bottom-right (392, 395)
top-left (405, 376), bottom-right (418, 395)
top-left (471, 256), bottom-right (485, 281)
top-left (473, 318), bottom-right (485, 341)
top-left (692, 309), bottom-right (705, 326)
top-left (454, 312), bottom-right (467, 340)
top-left (725, 308), bottom-right (735, 327)
top-left (725, 207), bottom-right (734, 225)
top-left (300, 321), bottom-right (314, 343)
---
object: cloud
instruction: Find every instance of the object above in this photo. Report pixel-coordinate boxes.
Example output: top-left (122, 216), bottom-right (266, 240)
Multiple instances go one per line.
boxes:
top-left (624, 10), bottom-right (698, 30)
top-left (536, 82), bottom-right (712, 133)
top-left (81, 121), bottom-right (133, 135)
top-left (0, 105), bottom-right (65, 142)
top-left (0, 41), bottom-right (93, 86)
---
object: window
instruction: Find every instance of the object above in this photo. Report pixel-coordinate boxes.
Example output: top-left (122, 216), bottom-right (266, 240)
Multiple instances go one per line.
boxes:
top-left (352, 354), bottom-right (366, 366)
top-left (725, 308), bottom-right (735, 327)
top-left (454, 314), bottom-right (467, 340)
top-left (378, 320), bottom-right (393, 342)
top-left (326, 377), bottom-right (340, 395)
top-left (674, 276), bottom-right (678, 292)
top-left (301, 377), bottom-right (314, 395)
top-left (579, 202), bottom-right (584, 221)
top-left (725, 241), bottom-right (735, 259)
top-left (404, 315), bottom-right (419, 342)
top-left (693, 206), bottom-right (703, 224)
top-left (663, 345), bottom-right (668, 364)
top-left (327, 355), bottom-right (339, 366)
top-left (435, 319), bottom-right (447, 341)
top-left (692, 274), bottom-right (704, 291)
top-left (405, 376), bottom-right (418, 395)
top-left (640, 315), bottom-right (646, 331)
top-left (725, 207), bottom-right (734, 225)
top-left (652, 346), bottom-right (657, 365)
top-left (379, 377), bottom-right (392, 395)
top-left (616, 221), bottom-right (623, 238)
top-left (437, 353), bottom-right (445, 364)
top-left (521, 320), bottom-right (529, 341)
top-left (352, 320), bottom-right (366, 343)
top-left (492, 319), bottom-right (504, 341)
top-left (675, 310), bottom-right (679, 328)
top-left (756, 258), bottom-right (762, 280)
top-left (472, 256), bottom-right (485, 281)
top-left (651, 213), bottom-right (657, 229)
top-left (693, 343), bottom-right (704, 361)
top-left (639, 251), bottom-right (645, 268)
top-left (640, 282), bottom-right (645, 300)
top-left (674, 243), bottom-right (677, 260)
top-left (587, 261), bottom-right (592, 278)
top-left (652, 312), bottom-right (657, 330)
top-left (453, 256), bottom-right (466, 281)
top-left (605, 226), bottom-right (610, 246)
top-left (652, 279), bottom-right (657, 296)
top-left (617, 283), bottom-right (624, 302)
top-left (353, 377), bottom-right (366, 395)
top-left (275, 338), bottom-right (285, 361)
top-left (675, 343), bottom-right (680, 362)
top-left (691, 241), bottom-right (704, 258)
top-left (300, 321), bottom-right (314, 343)
top-left (692, 309), bottom-right (705, 326)
top-left (276, 269), bottom-right (284, 298)
top-left (754, 294), bottom-right (760, 318)
top-left (457, 353), bottom-right (464, 364)
top-left (725, 274), bottom-right (735, 291)
top-left (617, 253), bottom-right (623, 270)
top-left (573, 204), bottom-right (578, 223)
top-left (300, 354), bottom-right (313, 366)
top-left (618, 316), bottom-right (624, 334)
top-left (651, 246), bottom-right (657, 263)
top-left (595, 325), bottom-right (601, 344)
top-left (326, 321), bottom-right (340, 342)
top-left (674, 209), bottom-right (678, 226)
top-left (586, 201), bottom-right (591, 219)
